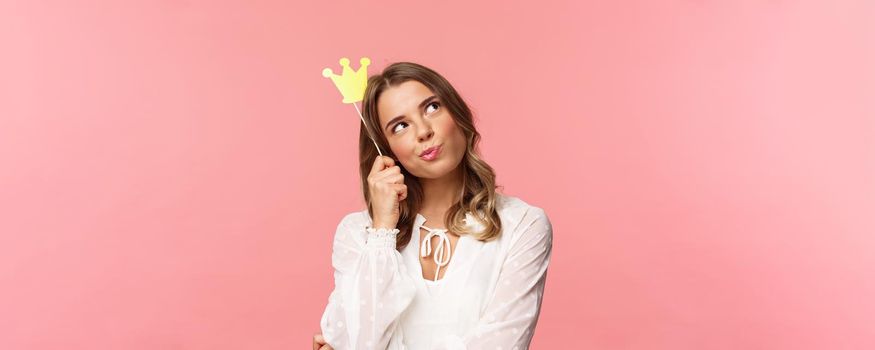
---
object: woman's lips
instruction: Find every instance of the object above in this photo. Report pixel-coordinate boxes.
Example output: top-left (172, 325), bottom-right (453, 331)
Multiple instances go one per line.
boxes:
top-left (419, 145), bottom-right (441, 161)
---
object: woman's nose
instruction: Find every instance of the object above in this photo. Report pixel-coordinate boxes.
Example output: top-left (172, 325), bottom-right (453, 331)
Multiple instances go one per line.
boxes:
top-left (417, 123), bottom-right (434, 142)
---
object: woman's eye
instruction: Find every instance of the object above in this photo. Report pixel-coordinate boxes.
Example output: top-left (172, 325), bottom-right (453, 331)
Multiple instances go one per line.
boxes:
top-left (425, 101), bottom-right (439, 114)
top-left (392, 122), bottom-right (408, 134)
top-left (389, 102), bottom-right (438, 134)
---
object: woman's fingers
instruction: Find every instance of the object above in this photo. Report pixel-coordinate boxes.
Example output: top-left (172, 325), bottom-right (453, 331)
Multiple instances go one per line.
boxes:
top-left (319, 345), bottom-right (334, 350)
top-left (369, 157), bottom-right (403, 186)
top-left (393, 183), bottom-right (408, 201)
top-left (370, 156), bottom-right (395, 174)
top-left (312, 333), bottom-right (325, 350)
top-left (383, 173), bottom-right (404, 185)
top-left (370, 168), bottom-right (404, 191)
top-left (372, 166), bottom-right (401, 182)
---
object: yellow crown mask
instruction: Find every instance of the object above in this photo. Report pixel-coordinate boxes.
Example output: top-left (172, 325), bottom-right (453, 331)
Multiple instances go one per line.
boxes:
top-left (321, 56), bottom-right (383, 156)
top-left (322, 57), bottom-right (371, 104)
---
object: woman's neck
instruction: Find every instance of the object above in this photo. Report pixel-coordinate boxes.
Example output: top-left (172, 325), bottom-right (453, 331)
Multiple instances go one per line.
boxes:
top-left (419, 166), bottom-right (463, 221)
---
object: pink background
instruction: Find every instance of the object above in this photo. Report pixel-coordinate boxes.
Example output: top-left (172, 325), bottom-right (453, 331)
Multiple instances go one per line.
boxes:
top-left (2, 1), bottom-right (874, 349)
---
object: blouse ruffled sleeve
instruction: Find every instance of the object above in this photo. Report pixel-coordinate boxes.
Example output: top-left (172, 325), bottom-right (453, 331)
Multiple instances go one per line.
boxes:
top-left (435, 207), bottom-right (554, 350)
top-left (320, 212), bottom-right (418, 350)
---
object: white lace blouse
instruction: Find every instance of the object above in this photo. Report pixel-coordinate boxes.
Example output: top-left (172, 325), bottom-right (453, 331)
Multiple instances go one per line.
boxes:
top-left (319, 194), bottom-right (553, 349)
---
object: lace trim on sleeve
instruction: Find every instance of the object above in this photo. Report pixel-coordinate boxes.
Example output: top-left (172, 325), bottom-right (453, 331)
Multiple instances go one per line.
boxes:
top-left (365, 227), bottom-right (399, 249)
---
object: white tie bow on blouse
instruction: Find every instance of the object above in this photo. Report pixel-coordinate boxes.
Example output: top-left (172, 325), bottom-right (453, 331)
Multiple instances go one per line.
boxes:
top-left (419, 224), bottom-right (452, 282)
top-left (418, 212), bottom-right (488, 282)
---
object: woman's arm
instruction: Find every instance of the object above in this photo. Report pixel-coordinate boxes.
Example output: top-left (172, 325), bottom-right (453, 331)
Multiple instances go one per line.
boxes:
top-left (319, 213), bottom-right (417, 349)
top-left (434, 206), bottom-right (554, 350)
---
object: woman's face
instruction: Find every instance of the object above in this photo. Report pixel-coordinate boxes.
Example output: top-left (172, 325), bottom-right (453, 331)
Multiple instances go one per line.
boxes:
top-left (377, 80), bottom-right (467, 180)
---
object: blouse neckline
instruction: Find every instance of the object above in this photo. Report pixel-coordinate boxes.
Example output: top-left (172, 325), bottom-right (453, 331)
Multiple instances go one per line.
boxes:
top-left (412, 210), bottom-right (488, 290)
top-left (413, 213), bottom-right (462, 288)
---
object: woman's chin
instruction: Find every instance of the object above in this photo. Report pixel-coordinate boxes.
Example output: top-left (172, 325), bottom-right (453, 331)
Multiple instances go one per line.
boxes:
top-left (409, 161), bottom-right (463, 180)
top-left (408, 166), bottom-right (445, 180)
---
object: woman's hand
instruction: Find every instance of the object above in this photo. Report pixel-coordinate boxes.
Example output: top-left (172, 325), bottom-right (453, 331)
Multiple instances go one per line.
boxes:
top-left (312, 333), bottom-right (333, 350)
top-left (368, 156), bottom-right (407, 229)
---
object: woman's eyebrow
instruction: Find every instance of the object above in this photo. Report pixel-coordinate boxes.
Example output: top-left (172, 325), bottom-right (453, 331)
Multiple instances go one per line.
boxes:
top-left (384, 95), bottom-right (437, 131)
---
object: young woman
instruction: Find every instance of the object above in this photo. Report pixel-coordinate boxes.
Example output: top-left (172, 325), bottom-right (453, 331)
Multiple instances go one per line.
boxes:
top-left (313, 62), bottom-right (553, 350)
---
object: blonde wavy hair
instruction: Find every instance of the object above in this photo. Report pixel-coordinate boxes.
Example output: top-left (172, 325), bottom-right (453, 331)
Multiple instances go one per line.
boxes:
top-left (359, 62), bottom-right (502, 250)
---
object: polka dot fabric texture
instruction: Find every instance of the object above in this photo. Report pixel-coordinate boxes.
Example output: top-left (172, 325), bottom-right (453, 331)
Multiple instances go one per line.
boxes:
top-left (320, 194), bottom-right (553, 349)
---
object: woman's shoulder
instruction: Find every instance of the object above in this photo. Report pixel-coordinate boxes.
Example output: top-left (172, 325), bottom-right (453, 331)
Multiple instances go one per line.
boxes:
top-left (494, 192), bottom-right (551, 243)
top-left (496, 192), bottom-right (549, 221)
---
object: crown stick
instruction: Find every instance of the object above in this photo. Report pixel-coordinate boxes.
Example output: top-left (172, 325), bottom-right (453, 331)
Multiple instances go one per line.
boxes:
top-left (353, 101), bottom-right (384, 156)
top-left (323, 57), bottom-right (383, 156)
